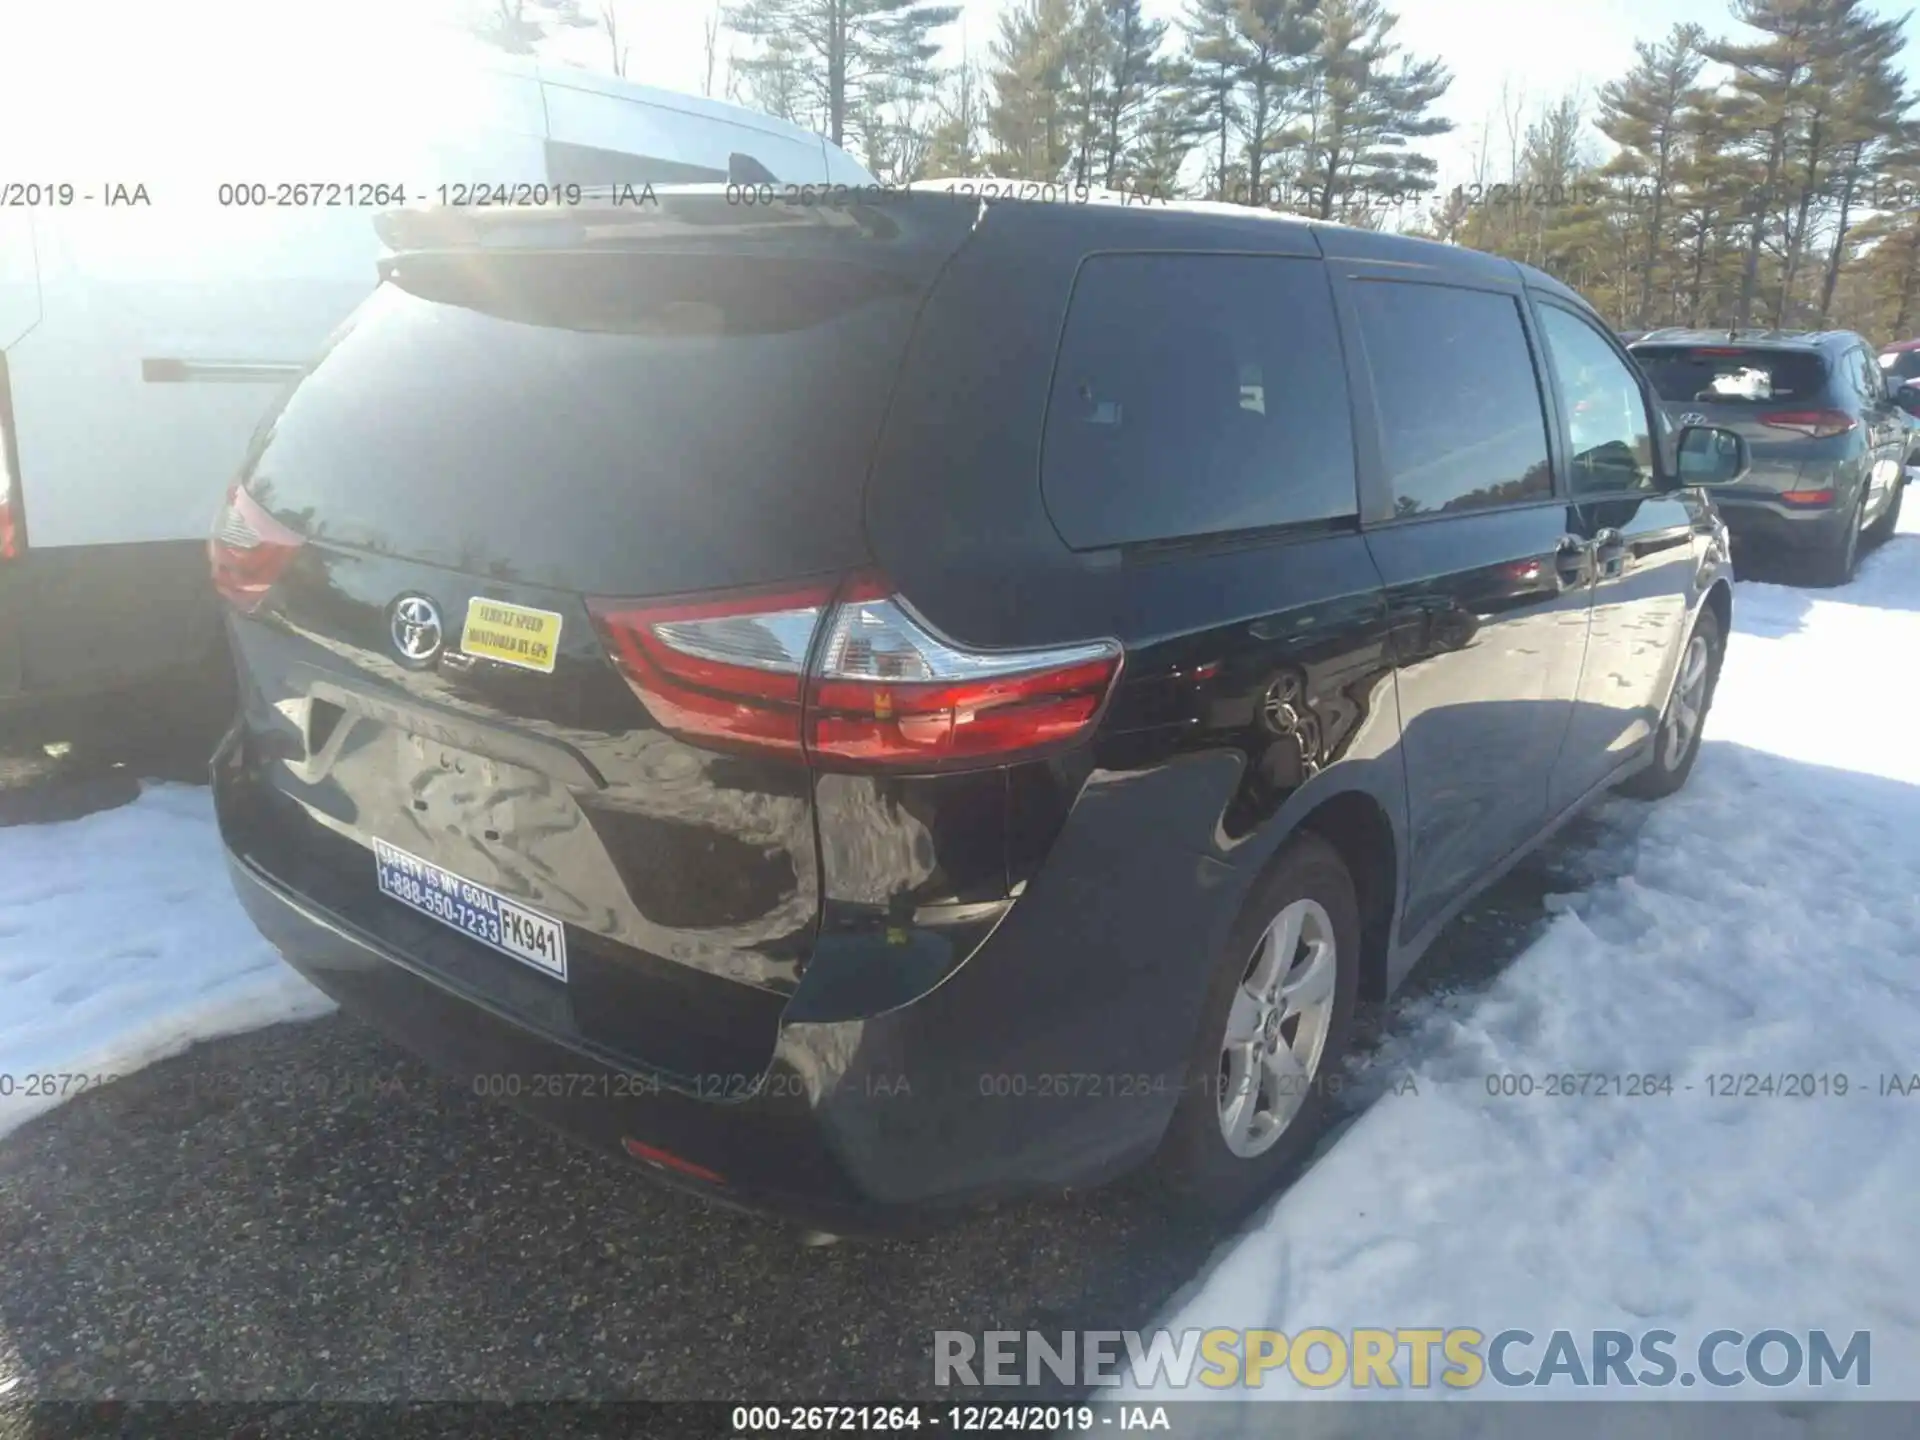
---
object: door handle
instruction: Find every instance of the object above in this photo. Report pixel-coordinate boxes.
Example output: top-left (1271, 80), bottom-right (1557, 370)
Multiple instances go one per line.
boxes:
top-left (1593, 527), bottom-right (1628, 578)
top-left (1553, 534), bottom-right (1592, 587)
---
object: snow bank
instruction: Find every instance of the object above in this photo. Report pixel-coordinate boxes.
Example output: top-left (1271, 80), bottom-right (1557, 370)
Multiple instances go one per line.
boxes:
top-left (0, 784), bottom-right (332, 1140)
top-left (1131, 518), bottom-right (1920, 1405)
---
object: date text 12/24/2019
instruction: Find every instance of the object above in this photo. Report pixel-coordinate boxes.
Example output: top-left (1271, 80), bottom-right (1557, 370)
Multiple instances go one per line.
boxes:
top-left (730, 1405), bottom-right (1172, 1433)
top-left (211, 182), bottom-right (661, 209)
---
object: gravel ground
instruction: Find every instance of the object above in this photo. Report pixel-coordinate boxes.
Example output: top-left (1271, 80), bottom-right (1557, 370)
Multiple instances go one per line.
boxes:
top-left (0, 710), bottom-right (1598, 1404)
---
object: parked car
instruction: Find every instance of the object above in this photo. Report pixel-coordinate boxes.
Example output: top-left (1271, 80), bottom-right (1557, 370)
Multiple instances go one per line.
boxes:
top-left (1629, 329), bottom-right (1906, 583)
top-left (212, 189), bottom-right (1742, 1229)
top-left (1879, 336), bottom-right (1920, 386)
top-left (1891, 382), bottom-right (1920, 468)
top-left (0, 45), bottom-right (871, 728)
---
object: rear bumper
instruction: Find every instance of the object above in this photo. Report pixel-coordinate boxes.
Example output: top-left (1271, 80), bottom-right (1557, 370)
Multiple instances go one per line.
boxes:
top-left (215, 736), bottom-right (1213, 1228)
top-left (1712, 489), bottom-right (1852, 553)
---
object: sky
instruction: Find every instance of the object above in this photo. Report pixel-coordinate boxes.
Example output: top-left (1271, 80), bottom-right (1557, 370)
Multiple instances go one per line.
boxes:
top-left (555, 0), bottom-right (1772, 191)
top-left (7, 0), bottom-right (1919, 196)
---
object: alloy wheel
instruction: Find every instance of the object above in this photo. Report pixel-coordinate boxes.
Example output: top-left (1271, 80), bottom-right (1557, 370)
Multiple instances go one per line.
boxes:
top-left (1662, 632), bottom-right (1710, 771)
top-left (1216, 897), bottom-right (1338, 1159)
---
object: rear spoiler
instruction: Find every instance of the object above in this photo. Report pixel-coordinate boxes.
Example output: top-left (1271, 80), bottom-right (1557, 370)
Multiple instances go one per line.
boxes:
top-left (371, 185), bottom-right (984, 270)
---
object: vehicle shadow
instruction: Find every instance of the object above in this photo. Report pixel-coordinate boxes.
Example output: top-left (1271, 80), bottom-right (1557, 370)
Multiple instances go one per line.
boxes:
top-left (0, 828), bottom-right (1612, 1410)
top-left (1731, 527), bottom-right (1920, 639)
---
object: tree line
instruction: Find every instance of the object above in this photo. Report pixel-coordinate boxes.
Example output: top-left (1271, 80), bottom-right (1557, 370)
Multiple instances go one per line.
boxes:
top-left (474, 0), bottom-right (1920, 341)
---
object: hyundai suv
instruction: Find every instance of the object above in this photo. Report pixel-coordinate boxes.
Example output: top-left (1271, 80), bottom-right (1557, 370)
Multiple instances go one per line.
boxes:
top-left (1629, 329), bottom-right (1906, 583)
top-left (212, 190), bottom-right (1743, 1229)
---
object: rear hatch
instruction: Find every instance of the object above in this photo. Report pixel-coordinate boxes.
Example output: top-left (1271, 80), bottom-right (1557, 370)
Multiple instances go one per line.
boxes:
top-left (1630, 342), bottom-right (1844, 495)
top-left (216, 190), bottom-right (981, 1081)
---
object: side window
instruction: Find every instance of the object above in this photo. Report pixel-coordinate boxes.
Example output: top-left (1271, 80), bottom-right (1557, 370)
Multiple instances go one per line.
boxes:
top-left (1040, 254), bottom-right (1357, 548)
top-left (545, 139), bottom-right (725, 186)
top-left (1536, 306), bottom-right (1658, 497)
top-left (1349, 281), bottom-right (1554, 516)
top-left (1853, 348), bottom-right (1887, 405)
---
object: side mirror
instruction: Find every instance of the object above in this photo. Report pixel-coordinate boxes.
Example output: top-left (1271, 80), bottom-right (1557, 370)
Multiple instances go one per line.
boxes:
top-left (1896, 385), bottom-right (1920, 418)
top-left (1676, 424), bottom-right (1749, 487)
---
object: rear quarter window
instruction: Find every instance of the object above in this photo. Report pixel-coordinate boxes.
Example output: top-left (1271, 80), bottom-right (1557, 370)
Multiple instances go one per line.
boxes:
top-left (1040, 253), bottom-right (1357, 549)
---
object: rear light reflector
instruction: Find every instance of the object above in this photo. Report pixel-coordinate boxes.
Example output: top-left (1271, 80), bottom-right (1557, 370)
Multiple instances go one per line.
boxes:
top-left (807, 578), bottom-right (1121, 765)
top-left (589, 581), bottom-right (837, 757)
top-left (1780, 488), bottom-right (1836, 506)
top-left (621, 1136), bottom-right (725, 1185)
top-left (209, 481), bottom-right (304, 611)
top-left (591, 572), bottom-right (1123, 769)
top-left (0, 352), bottom-right (19, 561)
top-left (1758, 409), bottom-right (1855, 439)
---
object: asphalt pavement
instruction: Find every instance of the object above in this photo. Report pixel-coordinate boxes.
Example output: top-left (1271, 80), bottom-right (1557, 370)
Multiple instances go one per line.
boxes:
top-left (0, 707), bottom-right (1601, 1404)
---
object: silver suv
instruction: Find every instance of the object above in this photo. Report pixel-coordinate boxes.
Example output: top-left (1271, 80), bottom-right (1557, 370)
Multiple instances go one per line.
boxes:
top-left (1630, 329), bottom-right (1907, 584)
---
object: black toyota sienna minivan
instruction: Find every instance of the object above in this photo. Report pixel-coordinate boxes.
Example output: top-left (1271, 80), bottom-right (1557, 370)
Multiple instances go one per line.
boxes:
top-left (211, 188), bottom-right (1745, 1228)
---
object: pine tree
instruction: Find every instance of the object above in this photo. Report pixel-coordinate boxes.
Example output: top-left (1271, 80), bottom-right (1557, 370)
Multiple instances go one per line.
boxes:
top-left (986, 0), bottom-right (1079, 179)
top-left (923, 58), bottom-right (993, 176)
top-left (1085, 0), bottom-right (1175, 188)
top-left (1293, 0), bottom-right (1451, 222)
top-left (724, 0), bottom-right (961, 148)
top-left (1596, 24), bottom-right (1707, 327)
top-left (740, 31), bottom-right (814, 126)
top-left (1708, 0), bottom-right (1837, 329)
top-left (1815, 18), bottom-right (1914, 321)
top-left (1127, 82), bottom-right (1205, 194)
top-left (1180, 0), bottom-right (1249, 199)
top-left (1237, 0), bottom-right (1321, 203)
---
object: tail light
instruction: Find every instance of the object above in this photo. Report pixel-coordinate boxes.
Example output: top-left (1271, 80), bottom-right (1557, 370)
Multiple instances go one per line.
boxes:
top-left (0, 352), bottom-right (20, 561)
top-left (588, 580), bottom-right (837, 757)
top-left (807, 576), bottom-right (1122, 765)
top-left (209, 481), bottom-right (304, 612)
top-left (1758, 409), bottom-right (1856, 439)
top-left (1780, 488), bottom-right (1837, 506)
top-left (591, 573), bottom-right (1123, 770)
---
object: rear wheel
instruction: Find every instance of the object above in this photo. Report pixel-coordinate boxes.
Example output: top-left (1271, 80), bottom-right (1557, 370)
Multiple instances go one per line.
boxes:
top-left (1151, 834), bottom-right (1360, 1220)
top-left (1866, 477), bottom-right (1904, 545)
top-left (1809, 485), bottom-right (1868, 586)
top-left (1618, 606), bottom-right (1722, 800)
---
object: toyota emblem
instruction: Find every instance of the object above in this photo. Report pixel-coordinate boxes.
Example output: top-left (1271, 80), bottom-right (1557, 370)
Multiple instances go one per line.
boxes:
top-left (390, 595), bottom-right (444, 665)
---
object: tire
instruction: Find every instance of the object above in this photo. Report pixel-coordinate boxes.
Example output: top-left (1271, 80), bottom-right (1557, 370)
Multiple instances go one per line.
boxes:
top-left (1150, 833), bottom-right (1361, 1221)
top-left (1617, 605), bottom-right (1723, 800)
top-left (1866, 476), bottom-right (1903, 546)
top-left (1808, 485), bottom-right (1868, 586)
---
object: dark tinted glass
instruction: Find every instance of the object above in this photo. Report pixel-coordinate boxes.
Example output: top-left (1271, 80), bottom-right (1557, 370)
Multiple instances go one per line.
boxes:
top-left (1850, 347), bottom-right (1887, 404)
top-left (1538, 306), bottom-right (1656, 496)
top-left (245, 250), bottom-right (928, 596)
top-left (545, 140), bottom-right (725, 186)
top-left (1631, 346), bottom-right (1829, 404)
top-left (1350, 281), bottom-right (1553, 516)
top-left (1041, 254), bottom-right (1356, 548)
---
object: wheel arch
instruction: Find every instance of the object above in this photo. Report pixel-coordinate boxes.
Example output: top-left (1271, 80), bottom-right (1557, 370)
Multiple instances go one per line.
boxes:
top-left (1236, 785), bottom-right (1400, 1006)
top-left (1702, 575), bottom-right (1732, 646)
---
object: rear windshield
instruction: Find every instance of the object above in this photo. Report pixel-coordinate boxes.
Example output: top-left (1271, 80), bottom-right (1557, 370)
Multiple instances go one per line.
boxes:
top-left (1631, 346), bottom-right (1828, 404)
top-left (1881, 349), bottom-right (1920, 382)
top-left (244, 249), bottom-right (934, 596)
